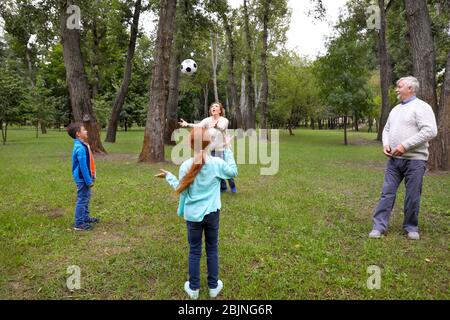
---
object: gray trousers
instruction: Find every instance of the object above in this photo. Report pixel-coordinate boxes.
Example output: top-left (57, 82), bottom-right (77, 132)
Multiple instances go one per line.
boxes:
top-left (372, 158), bottom-right (427, 233)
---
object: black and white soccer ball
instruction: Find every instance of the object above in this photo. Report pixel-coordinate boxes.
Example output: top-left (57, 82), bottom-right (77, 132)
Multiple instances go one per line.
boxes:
top-left (180, 59), bottom-right (197, 75)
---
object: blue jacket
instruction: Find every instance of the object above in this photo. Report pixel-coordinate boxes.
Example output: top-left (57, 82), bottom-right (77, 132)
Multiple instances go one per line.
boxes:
top-left (165, 148), bottom-right (237, 222)
top-left (71, 139), bottom-right (94, 186)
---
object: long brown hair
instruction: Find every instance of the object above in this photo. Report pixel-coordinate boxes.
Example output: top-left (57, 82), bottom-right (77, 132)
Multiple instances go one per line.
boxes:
top-left (176, 128), bottom-right (211, 194)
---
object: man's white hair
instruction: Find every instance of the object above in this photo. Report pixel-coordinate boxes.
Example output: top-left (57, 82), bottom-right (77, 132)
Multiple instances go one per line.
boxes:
top-left (397, 76), bottom-right (420, 93)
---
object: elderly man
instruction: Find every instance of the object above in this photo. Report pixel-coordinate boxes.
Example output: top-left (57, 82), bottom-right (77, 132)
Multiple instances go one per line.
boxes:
top-left (369, 76), bottom-right (437, 240)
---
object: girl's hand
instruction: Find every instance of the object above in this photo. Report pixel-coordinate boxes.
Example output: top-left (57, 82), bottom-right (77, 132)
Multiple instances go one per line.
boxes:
top-left (155, 169), bottom-right (170, 178)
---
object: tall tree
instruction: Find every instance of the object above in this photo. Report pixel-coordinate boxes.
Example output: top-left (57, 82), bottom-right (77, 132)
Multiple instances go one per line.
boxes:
top-left (243, 0), bottom-right (255, 129)
top-left (210, 32), bottom-right (219, 102)
top-left (435, 52), bottom-right (450, 170)
top-left (164, 23), bottom-right (182, 145)
top-left (259, 0), bottom-right (270, 138)
top-left (404, 0), bottom-right (449, 170)
top-left (139, 0), bottom-right (177, 162)
top-left (208, 0), bottom-right (243, 128)
top-left (60, 0), bottom-right (106, 153)
top-left (105, 0), bottom-right (142, 143)
top-left (404, 0), bottom-right (437, 111)
top-left (376, 0), bottom-right (392, 141)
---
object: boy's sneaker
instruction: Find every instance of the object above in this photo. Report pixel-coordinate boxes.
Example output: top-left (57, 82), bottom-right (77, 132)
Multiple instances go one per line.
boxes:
top-left (369, 230), bottom-right (382, 239)
top-left (85, 217), bottom-right (100, 223)
top-left (184, 281), bottom-right (199, 300)
top-left (73, 223), bottom-right (92, 231)
top-left (230, 186), bottom-right (237, 193)
top-left (407, 231), bottom-right (420, 240)
top-left (209, 280), bottom-right (223, 298)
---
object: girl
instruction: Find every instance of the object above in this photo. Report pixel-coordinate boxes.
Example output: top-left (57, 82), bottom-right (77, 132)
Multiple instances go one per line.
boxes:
top-left (155, 128), bottom-right (237, 299)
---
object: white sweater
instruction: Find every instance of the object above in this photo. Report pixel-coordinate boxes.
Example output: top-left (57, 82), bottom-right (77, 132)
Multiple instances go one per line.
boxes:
top-left (188, 116), bottom-right (229, 151)
top-left (382, 97), bottom-right (437, 160)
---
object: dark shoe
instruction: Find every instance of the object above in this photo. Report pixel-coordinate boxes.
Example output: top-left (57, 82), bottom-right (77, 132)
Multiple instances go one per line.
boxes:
top-left (85, 217), bottom-right (100, 223)
top-left (230, 186), bottom-right (237, 193)
top-left (74, 223), bottom-right (92, 231)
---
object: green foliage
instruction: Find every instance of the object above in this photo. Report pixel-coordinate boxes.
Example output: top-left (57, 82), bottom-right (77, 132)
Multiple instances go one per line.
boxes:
top-left (315, 20), bottom-right (373, 118)
top-left (0, 60), bottom-right (27, 127)
top-left (269, 51), bottom-right (319, 127)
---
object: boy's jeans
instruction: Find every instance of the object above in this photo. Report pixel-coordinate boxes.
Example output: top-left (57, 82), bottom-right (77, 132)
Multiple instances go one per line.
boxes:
top-left (75, 183), bottom-right (91, 227)
top-left (186, 210), bottom-right (220, 290)
top-left (372, 158), bottom-right (426, 233)
top-left (210, 150), bottom-right (236, 191)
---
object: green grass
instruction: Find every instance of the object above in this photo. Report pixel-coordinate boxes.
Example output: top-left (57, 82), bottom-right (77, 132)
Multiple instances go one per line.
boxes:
top-left (0, 127), bottom-right (448, 299)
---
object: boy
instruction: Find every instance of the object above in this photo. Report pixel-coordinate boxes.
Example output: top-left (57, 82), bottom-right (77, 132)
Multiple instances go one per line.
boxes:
top-left (67, 123), bottom-right (100, 231)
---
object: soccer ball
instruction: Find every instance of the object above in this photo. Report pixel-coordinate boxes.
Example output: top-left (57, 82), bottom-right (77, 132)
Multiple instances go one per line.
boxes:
top-left (181, 59), bottom-right (197, 75)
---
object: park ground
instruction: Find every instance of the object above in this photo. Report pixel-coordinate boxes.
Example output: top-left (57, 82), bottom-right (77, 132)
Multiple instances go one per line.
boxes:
top-left (0, 128), bottom-right (448, 299)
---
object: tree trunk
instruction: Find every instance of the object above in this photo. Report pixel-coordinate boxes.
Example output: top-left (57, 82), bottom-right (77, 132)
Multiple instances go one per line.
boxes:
top-left (41, 122), bottom-right (47, 134)
top-left (25, 47), bottom-right (35, 87)
top-left (405, 0), bottom-right (441, 170)
top-left (259, 0), bottom-right (270, 139)
top-left (2, 122), bottom-right (7, 145)
top-left (404, 0), bottom-right (437, 111)
top-left (243, 0), bottom-right (255, 129)
top-left (139, 0), bottom-right (177, 163)
top-left (377, 0), bottom-right (391, 141)
top-left (164, 40), bottom-right (181, 145)
top-left (60, 0), bottom-right (106, 153)
top-left (344, 114), bottom-right (348, 145)
top-left (239, 67), bottom-right (247, 128)
top-left (220, 10), bottom-right (243, 129)
top-left (210, 33), bottom-right (219, 102)
top-left (105, 0), bottom-right (141, 143)
top-left (310, 117), bottom-right (315, 130)
top-left (429, 52), bottom-right (450, 170)
top-left (203, 83), bottom-right (209, 117)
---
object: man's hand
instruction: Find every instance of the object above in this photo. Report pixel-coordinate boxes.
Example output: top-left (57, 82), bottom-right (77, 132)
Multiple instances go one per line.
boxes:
top-left (383, 145), bottom-right (392, 157)
top-left (178, 118), bottom-right (188, 128)
top-left (391, 144), bottom-right (406, 157)
top-left (154, 169), bottom-right (170, 178)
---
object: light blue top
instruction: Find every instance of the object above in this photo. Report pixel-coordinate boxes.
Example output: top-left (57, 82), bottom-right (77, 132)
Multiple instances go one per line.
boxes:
top-left (164, 148), bottom-right (238, 222)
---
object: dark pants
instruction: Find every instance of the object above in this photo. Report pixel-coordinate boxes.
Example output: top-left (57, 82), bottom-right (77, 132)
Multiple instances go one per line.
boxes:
top-left (74, 183), bottom-right (91, 227)
top-left (186, 210), bottom-right (220, 290)
top-left (372, 158), bottom-right (426, 233)
top-left (211, 150), bottom-right (236, 191)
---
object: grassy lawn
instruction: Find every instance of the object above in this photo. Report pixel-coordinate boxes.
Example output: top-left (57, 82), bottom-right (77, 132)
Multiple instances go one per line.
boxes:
top-left (0, 127), bottom-right (448, 300)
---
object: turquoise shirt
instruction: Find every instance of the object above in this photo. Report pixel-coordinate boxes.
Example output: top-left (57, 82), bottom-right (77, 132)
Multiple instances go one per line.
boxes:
top-left (165, 149), bottom-right (238, 222)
